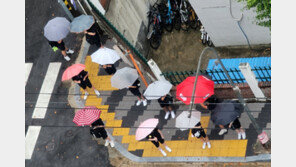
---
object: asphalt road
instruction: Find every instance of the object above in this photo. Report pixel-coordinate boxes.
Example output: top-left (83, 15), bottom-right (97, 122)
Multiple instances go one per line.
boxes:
top-left (25, 0), bottom-right (110, 166)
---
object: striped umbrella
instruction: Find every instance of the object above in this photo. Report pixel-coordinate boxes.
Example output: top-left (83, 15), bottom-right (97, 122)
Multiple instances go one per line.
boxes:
top-left (73, 106), bottom-right (101, 126)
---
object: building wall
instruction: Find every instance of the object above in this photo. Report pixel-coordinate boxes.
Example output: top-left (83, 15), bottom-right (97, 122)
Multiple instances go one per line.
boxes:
top-left (188, 0), bottom-right (271, 47)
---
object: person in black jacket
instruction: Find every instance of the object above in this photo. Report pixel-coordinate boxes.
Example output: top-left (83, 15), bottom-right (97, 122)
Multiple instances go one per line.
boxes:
top-left (48, 39), bottom-right (74, 61)
top-left (191, 122), bottom-right (211, 149)
top-left (72, 70), bottom-right (100, 100)
top-left (158, 94), bottom-right (175, 120)
top-left (128, 79), bottom-right (147, 106)
top-left (84, 23), bottom-right (102, 48)
top-left (102, 64), bottom-right (116, 75)
top-left (90, 118), bottom-right (114, 147)
top-left (146, 127), bottom-right (171, 156)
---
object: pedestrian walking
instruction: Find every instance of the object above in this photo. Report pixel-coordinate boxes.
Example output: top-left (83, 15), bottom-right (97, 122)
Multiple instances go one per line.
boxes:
top-left (218, 118), bottom-right (246, 139)
top-left (72, 70), bottom-right (100, 100)
top-left (48, 39), bottom-right (74, 61)
top-left (146, 127), bottom-right (172, 156)
top-left (128, 79), bottom-right (147, 106)
top-left (158, 94), bottom-right (175, 119)
top-left (84, 23), bottom-right (102, 48)
top-left (191, 122), bottom-right (211, 149)
top-left (90, 118), bottom-right (115, 147)
top-left (102, 64), bottom-right (116, 75)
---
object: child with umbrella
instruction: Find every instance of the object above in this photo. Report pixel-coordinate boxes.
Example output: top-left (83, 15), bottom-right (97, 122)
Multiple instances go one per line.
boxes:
top-left (146, 127), bottom-right (171, 156)
top-left (90, 118), bottom-right (115, 147)
top-left (191, 122), bottom-right (211, 149)
top-left (128, 79), bottom-right (147, 106)
top-left (72, 70), bottom-right (101, 100)
top-left (158, 94), bottom-right (175, 119)
top-left (48, 40), bottom-right (74, 61)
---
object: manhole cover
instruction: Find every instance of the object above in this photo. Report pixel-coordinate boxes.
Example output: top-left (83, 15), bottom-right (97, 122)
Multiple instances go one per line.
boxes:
top-left (66, 130), bottom-right (73, 137)
top-left (46, 142), bottom-right (55, 151)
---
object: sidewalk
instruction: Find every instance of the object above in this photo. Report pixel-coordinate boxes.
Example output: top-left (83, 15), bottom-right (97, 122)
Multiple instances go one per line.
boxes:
top-left (72, 37), bottom-right (271, 162)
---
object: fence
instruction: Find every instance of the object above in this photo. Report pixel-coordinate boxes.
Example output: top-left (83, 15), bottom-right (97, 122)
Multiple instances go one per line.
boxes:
top-left (161, 66), bottom-right (271, 85)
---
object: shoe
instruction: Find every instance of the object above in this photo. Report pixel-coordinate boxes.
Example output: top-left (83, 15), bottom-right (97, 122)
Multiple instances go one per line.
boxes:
top-left (238, 132), bottom-right (242, 140)
top-left (142, 99), bottom-right (147, 106)
top-left (170, 111), bottom-right (175, 119)
top-left (104, 140), bottom-right (110, 146)
top-left (110, 140), bottom-right (115, 147)
top-left (207, 142), bottom-right (211, 149)
top-left (241, 132), bottom-right (246, 139)
top-left (218, 129), bottom-right (227, 135)
top-left (164, 112), bottom-right (170, 120)
top-left (94, 90), bottom-right (100, 97)
top-left (165, 146), bottom-right (171, 152)
top-left (136, 100), bottom-right (142, 106)
top-left (202, 142), bottom-right (206, 149)
top-left (84, 92), bottom-right (89, 100)
top-left (64, 56), bottom-right (71, 61)
top-left (160, 149), bottom-right (167, 156)
top-left (66, 49), bottom-right (74, 54)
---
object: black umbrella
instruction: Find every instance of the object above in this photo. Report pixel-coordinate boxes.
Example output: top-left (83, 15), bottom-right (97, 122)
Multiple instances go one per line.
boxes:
top-left (210, 100), bottom-right (243, 126)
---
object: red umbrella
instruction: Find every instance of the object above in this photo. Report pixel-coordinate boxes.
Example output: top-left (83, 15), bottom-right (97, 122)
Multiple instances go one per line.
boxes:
top-left (73, 106), bottom-right (101, 126)
top-left (176, 75), bottom-right (214, 105)
top-left (62, 64), bottom-right (85, 81)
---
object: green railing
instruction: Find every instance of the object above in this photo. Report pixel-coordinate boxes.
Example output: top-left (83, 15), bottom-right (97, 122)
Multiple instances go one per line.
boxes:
top-left (86, 0), bottom-right (148, 65)
top-left (161, 66), bottom-right (271, 85)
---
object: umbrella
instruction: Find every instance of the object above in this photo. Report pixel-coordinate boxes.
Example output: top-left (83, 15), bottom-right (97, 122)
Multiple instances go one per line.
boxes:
top-left (175, 110), bottom-right (201, 131)
top-left (70, 15), bottom-right (95, 33)
top-left (176, 75), bottom-right (214, 105)
top-left (73, 106), bottom-right (101, 126)
top-left (91, 47), bottom-right (121, 65)
top-left (62, 64), bottom-right (85, 81)
top-left (143, 80), bottom-right (173, 100)
top-left (111, 67), bottom-right (138, 89)
top-left (135, 118), bottom-right (159, 141)
top-left (210, 100), bottom-right (242, 126)
top-left (44, 17), bottom-right (70, 41)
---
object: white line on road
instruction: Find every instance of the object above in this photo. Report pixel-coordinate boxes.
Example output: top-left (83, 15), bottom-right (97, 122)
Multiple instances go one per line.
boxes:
top-left (25, 126), bottom-right (41, 159)
top-left (32, 62), bottom-right (61, 119)
top-left (25, 63), bottom-right (33, 85)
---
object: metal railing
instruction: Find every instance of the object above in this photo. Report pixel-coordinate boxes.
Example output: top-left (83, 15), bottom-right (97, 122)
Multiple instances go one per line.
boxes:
top-left (161, 66), bottom-right (271, 85)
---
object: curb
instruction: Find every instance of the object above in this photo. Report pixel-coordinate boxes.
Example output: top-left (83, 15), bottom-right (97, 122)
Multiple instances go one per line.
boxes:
top-left (72, 37), bottom-right (271, 163)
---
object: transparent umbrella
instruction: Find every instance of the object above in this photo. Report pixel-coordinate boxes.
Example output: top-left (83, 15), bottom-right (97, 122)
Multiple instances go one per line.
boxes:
top-left (143, 80), bottom-right (172, 100)
top-left (111, 67), bottom-right (138, 89)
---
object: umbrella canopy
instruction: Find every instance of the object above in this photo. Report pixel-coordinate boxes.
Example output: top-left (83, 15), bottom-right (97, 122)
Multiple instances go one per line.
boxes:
top-left (135, 118), bottom-right (159, 140)
top-left (91, 47), bottom-right (121, 65)
top-left (44, 17), bottom-right (70, 41)
top-left (210, 100), bottom-right (242, 126)
top-left (111, 67), bottom-right (138, 89)
top-left (62, 64), bottom-right (85, 81)
top-left (70, 15), bottom-right (95, 33)
top-left (73, 106), bottom-right (101, 126)
top-left (143, 80), bottom-right (173, 100)
top-left (175, 110), bottom-right (201, 131)
top-left (176, 75), bottom-right (214, 105)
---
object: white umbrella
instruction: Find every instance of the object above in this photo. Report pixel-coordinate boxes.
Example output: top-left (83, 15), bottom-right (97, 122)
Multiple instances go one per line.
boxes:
top-left (175, 110), bottom-right (201, 131)
top-left (111, 67), bottom-right (138, 89)
top-left (143, 80), bottom-right (173, 100)
top-left (44, 17), bottom-right (70, 41)
top-left (91, 47), bottom-right (121, 65)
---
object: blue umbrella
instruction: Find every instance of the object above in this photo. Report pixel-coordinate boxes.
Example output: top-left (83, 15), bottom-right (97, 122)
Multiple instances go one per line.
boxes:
top-left (70, 15), bottom-right (95, 33)
top-left (210, 100), bottom-right (243, 126)
top-left (44, 17), bottom-right (70, 41)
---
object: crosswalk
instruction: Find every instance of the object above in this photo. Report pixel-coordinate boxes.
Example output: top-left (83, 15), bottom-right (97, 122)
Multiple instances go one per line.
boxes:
top-left (25, 62), bottom-right (62, 159)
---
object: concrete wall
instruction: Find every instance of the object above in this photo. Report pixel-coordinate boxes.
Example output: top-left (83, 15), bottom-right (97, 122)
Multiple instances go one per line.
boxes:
top-left (104, 0), bottom-right (157, 56)
top-left (188, 0), bottom-right (271, 47)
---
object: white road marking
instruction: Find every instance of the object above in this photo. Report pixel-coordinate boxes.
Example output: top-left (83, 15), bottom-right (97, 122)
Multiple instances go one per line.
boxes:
top-left (25, 63), bottom-right (33, 85)
top-left (25, 126), bottom-right (41, 159)
top-left (32, 62), bottom-right (61, 119)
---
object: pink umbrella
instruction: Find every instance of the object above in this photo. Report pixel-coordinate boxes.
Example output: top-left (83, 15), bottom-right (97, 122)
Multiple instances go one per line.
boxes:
top-left (135, 118), bottom-right (159, 141)
top-left (62, 64), bottom-right (85, 81)
top-left (73, 106), bottom-right (101, 126)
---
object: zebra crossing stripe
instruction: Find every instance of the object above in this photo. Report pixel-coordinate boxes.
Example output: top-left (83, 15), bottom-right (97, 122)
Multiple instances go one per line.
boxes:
top-left (25, 126), bottom-right (41, 159)
top-left (32, 62), bottom-right (61, 119)
top-left (25, 63), bottom-right (33, 85)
